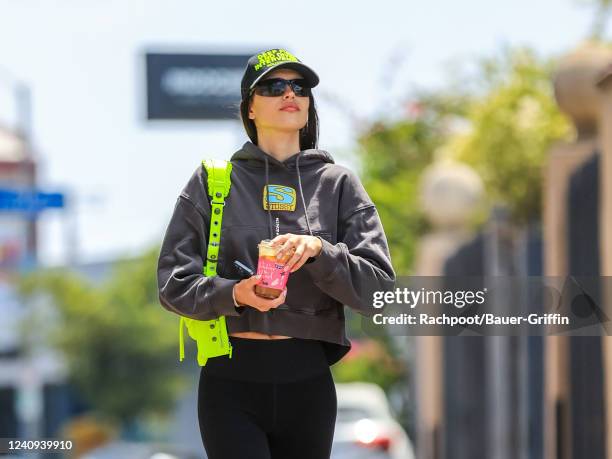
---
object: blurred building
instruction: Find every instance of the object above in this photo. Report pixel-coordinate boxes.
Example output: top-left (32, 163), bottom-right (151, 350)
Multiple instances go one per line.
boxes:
top-left (0, 126), bottom-right (37, 269)
top-left (0, 126), bottom-right (45, 441)
top-left (0, 252), bottom-right (160, 447)
top-left (0, 125), bottom-right (71, 447)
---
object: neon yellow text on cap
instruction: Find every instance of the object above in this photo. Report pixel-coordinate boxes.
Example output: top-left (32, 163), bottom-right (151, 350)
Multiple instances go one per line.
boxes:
top-left (253, 49), bottom-right (299, 71)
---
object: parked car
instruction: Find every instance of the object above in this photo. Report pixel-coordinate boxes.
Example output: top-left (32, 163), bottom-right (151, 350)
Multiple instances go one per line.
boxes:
top-left (81, 441), bottom-right (202, 459)
top-left (331, 382), bottom-right (415, 459)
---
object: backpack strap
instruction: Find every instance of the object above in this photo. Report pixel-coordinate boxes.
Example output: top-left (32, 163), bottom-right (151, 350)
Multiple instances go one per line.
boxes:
top-left (179, 158), bottom-right (233, 362)
top-left (203, 159), bottom-right (233, 277)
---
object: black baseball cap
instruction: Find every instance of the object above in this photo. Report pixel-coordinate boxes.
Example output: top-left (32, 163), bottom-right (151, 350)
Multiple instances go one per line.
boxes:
top-left (241, 48), bottom-right (319, 99)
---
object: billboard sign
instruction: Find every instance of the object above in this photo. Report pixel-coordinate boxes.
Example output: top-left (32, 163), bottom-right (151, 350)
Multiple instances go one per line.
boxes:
top-left (145, 52), bottom-right (251, 120)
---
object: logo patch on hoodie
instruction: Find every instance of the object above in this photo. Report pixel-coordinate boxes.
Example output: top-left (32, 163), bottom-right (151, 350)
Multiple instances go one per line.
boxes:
top-left (263, 185), bottom-right (296, 211)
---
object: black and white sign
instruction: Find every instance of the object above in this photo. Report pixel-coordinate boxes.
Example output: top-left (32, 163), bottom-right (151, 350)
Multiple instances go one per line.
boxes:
top-left (145, 52), bottom-right (251, 120)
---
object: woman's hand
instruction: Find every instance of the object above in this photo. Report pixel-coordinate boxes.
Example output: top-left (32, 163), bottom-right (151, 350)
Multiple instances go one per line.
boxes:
top-left (233, 275), bottom-right (287, 312)
top-left (271, 233), bottom-right (323, 273)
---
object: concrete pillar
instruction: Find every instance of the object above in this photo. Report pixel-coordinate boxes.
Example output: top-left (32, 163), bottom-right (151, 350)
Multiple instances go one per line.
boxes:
top-left (596, 64), bottom-right (612, 459)
top-left (543, 144), bottom-right (596, 459)
top-left (414, 160), bottom-right (483, 459)
top-left (544, 41), bottom-right (612, 459)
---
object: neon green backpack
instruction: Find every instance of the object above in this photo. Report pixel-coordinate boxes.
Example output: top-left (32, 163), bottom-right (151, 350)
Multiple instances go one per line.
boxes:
top-left (179, 158), bottom-right (234, 366)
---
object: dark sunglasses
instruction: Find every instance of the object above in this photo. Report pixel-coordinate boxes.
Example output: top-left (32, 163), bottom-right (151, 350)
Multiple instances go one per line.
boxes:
top-left (251, 78), bottom-right (312, 97)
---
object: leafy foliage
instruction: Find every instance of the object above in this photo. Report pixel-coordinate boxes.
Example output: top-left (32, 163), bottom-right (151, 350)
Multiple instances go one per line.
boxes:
top-left (450, 48), bottom-right (573, 223)
top-left (17, 247), bottom-right (186, 424)
top-left (356, 118), bottom-right (444, 275)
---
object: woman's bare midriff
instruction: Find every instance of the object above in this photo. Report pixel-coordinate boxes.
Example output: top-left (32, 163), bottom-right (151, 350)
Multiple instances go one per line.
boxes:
top-left (229, 331), bottom-right (293, 339)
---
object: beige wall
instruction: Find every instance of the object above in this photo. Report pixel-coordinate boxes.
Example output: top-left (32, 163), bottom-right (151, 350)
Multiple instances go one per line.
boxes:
top-left (597, 72), bottom-right (612, 459)
top-left (543, 141), bottom-right (597, 459)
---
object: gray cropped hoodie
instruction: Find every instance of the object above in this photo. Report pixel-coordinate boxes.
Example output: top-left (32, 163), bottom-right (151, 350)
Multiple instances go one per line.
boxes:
top-left (156, 141), bottom-right (395, 365)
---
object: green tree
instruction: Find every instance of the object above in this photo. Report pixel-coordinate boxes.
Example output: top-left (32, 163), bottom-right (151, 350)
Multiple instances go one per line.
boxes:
top-left (17, 247), bottom-right (186, 427)
top-left (449, 47), bottom-right (573, 223)
top-left (356, 117), bottom-right (443, 275)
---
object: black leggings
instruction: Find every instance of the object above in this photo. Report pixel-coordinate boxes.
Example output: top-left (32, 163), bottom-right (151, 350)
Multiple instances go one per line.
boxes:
top-left (198, 336), bottom-right (337, 459)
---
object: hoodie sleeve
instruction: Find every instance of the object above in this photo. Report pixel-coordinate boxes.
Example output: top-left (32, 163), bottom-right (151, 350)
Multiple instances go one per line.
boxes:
top-left (303, 169), bottom-right (396, 317)
top-left (157, 165), bottom-right (245, 321)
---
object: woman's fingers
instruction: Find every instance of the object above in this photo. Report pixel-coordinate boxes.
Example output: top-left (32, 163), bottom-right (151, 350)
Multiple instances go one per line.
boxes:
top-left (271, 288), bottom-right (287, 306)
top-left (270, 234), bottom-right (291, 251)
top-left (282, 236), bottom-right (320, 272)
top-left (276, 237), bottom-right (298, 261)
top-left (288, 252), bottom-right (310, 273)
top-left (270, 234), bottom-right (290, 244)
top-left (243, 278), bottom-right (286, 311)
top-left (249, 288), bottom-right (287, 312)
top-left (283, 243), bottom-right (306, 271)
top-left (246, 274), bottom-right (261, 285)
top-left (235, 277), bottom-right (288, 311)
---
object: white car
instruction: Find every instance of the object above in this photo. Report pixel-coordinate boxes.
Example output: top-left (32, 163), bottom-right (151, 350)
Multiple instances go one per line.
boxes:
top-left (332, 382), bottom-right (415, 459)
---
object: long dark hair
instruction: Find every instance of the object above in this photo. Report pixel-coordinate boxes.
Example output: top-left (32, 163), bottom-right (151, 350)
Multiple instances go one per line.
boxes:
top-left (239, 91), bottom-right (320, 151)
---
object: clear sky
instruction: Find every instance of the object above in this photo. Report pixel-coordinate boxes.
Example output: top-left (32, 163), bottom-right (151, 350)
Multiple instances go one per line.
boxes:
top-left (0, 0), bottom-right (603, 266)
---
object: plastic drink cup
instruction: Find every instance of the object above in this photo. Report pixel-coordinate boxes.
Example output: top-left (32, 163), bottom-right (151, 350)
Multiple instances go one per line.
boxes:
top-left (255, 239), bottom-right (294, 299)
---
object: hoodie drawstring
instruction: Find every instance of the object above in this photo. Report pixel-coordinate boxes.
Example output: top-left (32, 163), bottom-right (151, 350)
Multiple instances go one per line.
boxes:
top-left (264, 156), bottom-right (274, 239)
top-left (296, 154), bottom-right (313, 237)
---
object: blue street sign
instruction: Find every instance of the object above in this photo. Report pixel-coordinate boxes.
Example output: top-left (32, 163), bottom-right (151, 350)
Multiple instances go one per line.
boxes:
top-left (0, 188), bottom-right (65, 213)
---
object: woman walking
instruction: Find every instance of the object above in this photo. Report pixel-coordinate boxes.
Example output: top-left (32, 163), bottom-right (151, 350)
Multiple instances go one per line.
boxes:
top-left (157, 48), bottom-right (395, 459)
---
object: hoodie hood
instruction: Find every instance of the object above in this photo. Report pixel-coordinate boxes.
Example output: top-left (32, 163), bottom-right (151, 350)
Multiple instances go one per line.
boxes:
top-left (231, 141), bottom-right (335, 170)
top-left (231, 141), bottom-right (335, 239)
